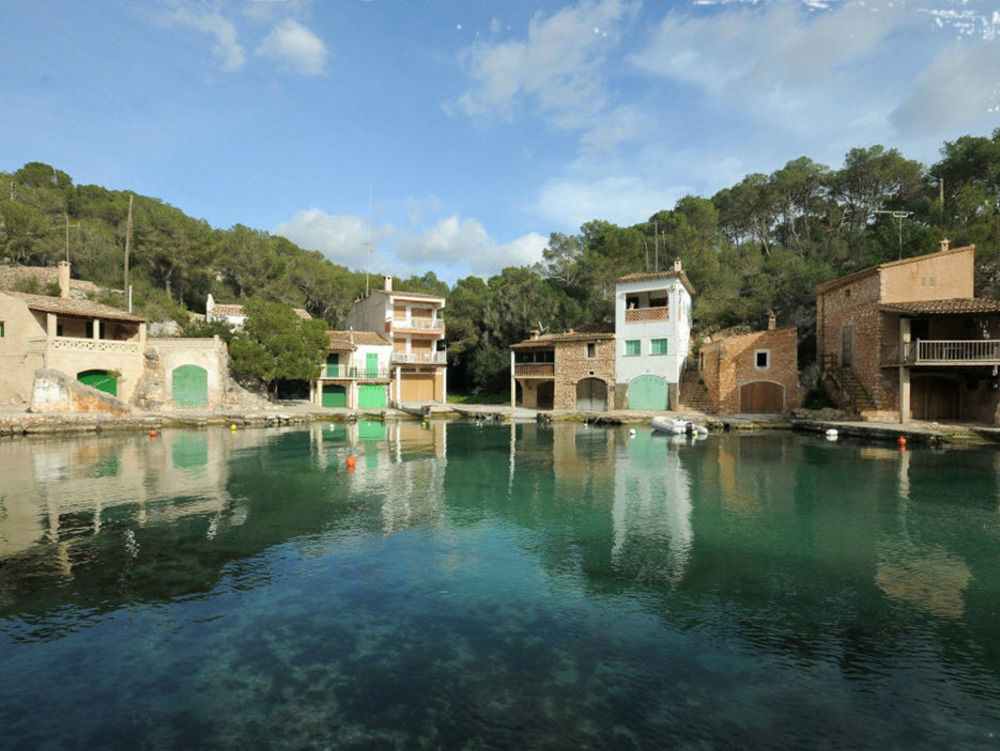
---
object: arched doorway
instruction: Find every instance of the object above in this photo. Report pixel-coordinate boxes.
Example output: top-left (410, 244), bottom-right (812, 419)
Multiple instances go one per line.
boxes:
top-left (576, 378), bottom-right (607, 411)
top-left (628, 375), bottom-right (669, 410)
top-left (77, 369), bottom-right (117, 397)
top-left (739, 381), bottom-right (784, 413)
top-left (172, 364), bottom-right (208, 407)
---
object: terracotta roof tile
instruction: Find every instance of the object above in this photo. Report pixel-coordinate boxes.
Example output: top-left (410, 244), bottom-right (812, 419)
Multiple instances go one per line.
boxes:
top-left (4, 291), bottom-right (146, 322)
top-left (617, 269), bottom-right (696, 296)
top-left (879, 298), bottom-right (1000, 315)
top-left (510, 324), bottom-right (615, 349)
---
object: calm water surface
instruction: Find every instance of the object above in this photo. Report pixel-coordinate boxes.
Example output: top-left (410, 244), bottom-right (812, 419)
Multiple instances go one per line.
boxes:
top-left (1, 422), bottom-right (999, 749)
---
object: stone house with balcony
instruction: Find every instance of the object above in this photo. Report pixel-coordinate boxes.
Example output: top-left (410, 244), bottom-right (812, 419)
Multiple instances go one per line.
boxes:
top-left (311, 330), bottom-right (393, 409)
top-left (345, 276), bottom-right (447, 403)
top-left (698, 314), bottom-right (803, 414)
top-left (614, 263), bottom-right (695, 410)
top-left (817, 240), bottom-right (1000, 423)
top-left (0, 261), bottom-right (147, 405)
top-left (510, 325), bottom-right (616, 410)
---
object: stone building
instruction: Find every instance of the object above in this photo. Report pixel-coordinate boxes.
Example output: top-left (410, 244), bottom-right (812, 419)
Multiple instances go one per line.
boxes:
top-left (698, 315), bottom-right (803, 414)
top-left (816, 240), bottom-right (1000, 423)
top-left (0, 261), bottom-right (147, 405)
top-left (510, 325), bottom-right (616, 410)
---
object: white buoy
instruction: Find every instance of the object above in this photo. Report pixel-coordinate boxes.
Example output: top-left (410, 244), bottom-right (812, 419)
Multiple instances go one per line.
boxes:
top-left (825, 428), bottom-right (838, 440)
top-left (628, 428), bottom-right (637, 438)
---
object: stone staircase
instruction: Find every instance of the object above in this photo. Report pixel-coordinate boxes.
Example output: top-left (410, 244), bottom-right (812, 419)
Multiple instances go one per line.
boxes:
top-left (678, 369), bottom-right (712, 412)
top-left (824, 365), bottom-right (877, 414)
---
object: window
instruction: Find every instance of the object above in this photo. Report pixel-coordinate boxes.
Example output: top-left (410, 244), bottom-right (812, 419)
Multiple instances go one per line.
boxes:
top-left (755, 349), bottom-right (770, 369)
top-left (56, 323), bottom-right (64, 337)
top-left (586, 343), bottom-right (596, 358)
top-left (625, 340), bottom-right (640, 357)
top-left (626, 295), bottom-right (640, 310)
top-left (650, 338), bottom-right (667, 355)
top-left (0, 321), bottom-right (4, 338)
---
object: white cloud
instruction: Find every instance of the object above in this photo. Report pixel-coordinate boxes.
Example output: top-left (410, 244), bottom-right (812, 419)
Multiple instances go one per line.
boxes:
top-left (456, 0), bottom-right (636, 128)
top-left (274, 209), bottom-right (391, 267)
top-left (276, 209), bottom-right (545, 280)
top-left (165, 5), bottom-right (245, 71)
top-left (534, 175), bottom-right (684, 231)
top-left (890, 38), bottom-right (1000, 133)
top-left (256, 19), bottom-right (328, 75)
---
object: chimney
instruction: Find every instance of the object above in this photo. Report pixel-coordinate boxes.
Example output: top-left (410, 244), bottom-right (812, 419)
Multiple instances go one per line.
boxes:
top-left (767, 311), bottom-right (777, 330)
top-left (529, 329), bottom-right (540, 340)
top-left (384, 275), bottom-right (393, 292)
top-left (673, 258), bottom-right (683, 271)
top-left (57, 260), bottom-right (71, 299)
top-left (939, 238), bottom-right (950, 253)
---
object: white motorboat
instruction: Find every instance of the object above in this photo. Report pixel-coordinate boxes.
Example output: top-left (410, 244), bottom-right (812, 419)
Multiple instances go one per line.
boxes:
top-left (651, 416), bottom-right (708, 437)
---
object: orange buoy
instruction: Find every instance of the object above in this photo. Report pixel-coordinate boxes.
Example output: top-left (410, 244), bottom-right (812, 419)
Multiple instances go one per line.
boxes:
top-left (897, 436), bottom-right (906, 450)
top-left (346, 456), bottom-right (356, 469)
top-left (149, 428), bottom-right (157, 438)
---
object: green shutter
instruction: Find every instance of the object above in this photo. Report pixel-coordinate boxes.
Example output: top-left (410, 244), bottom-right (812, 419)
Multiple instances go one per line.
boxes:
top-left (651, 338), bottom-right (667, 355)
top-left (628, 375), bottom-right (670, 410)
top-left (171, 365), bottom-right (208, 407)
top-left (326, 353), bottom-right (339, 377)
top-left (366, 352), bottom-right (378, 378)
top-left (322, 384), bottom-right (346, 408)
top-left (358, 384), bottom-right (387, 409)
top-left (78, 370), bottom-right (117, 397)
top-left (625, 340), bottom-right (641, 356)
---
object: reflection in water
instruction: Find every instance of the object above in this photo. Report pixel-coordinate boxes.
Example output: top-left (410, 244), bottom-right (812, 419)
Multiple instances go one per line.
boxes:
top-left (2, 424), bottom-right (1000, 749)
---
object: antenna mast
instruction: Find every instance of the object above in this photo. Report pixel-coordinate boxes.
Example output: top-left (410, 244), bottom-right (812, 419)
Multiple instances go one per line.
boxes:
top-left (364, 186), bottom-right (374, 296)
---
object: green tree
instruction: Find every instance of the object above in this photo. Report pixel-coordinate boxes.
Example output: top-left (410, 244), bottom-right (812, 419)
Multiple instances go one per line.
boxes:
top-left (229, 299), bottom-right (329, 396)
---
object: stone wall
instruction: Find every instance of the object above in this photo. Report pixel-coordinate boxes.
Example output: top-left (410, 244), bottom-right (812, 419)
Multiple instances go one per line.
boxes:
top-left (817, 271), bottom-right (889, 409)
top-left (701, 327), bottom-right (802, 414)
top-left (554, 337), bottom-right (616, 410)
top-left (30, 368), bottom-right (131, 415)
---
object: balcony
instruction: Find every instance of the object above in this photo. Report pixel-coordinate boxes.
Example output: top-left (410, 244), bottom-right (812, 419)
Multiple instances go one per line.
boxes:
top-left (882, 339), bottom-right (1000, 366)
top-left (392, 318), bottom-right (444, 332)
top-left (391, 351), bottom-right (447, 365)
top-left (31, 337), bottom-right (142, 355)
top-left (322, 365), bottom-right (391, 380)
top-left (625, 307), bottom-right (668, 323)
top-left (514, 363), bottom-right (555, 378)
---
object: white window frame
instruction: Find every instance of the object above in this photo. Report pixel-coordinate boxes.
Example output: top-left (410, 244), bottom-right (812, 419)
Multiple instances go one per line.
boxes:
top-left (754, 349), bottom-right (770, 370)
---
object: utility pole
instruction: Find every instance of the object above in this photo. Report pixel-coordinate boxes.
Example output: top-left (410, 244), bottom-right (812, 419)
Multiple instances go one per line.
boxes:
top-left (875, 209), bottom-right (912, 260)
top-left (123, 193), bottom-right (133, 295)
top-left (363, 186), bottom-right (374, 296)
top-left (653, 220), bottom-right (658, 271)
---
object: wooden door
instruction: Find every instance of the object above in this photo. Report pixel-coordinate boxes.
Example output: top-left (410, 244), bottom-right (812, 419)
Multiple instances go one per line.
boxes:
top-left (739, 381), bottom-right (784, 413)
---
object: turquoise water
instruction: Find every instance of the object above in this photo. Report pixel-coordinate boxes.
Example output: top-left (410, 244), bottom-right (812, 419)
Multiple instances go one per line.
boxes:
top-left (1, 422), bottom-right (999, 749)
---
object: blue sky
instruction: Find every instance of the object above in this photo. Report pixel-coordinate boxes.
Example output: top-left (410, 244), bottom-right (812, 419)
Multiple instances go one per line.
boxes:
top-left (3, 0), bottom-right (999, 282)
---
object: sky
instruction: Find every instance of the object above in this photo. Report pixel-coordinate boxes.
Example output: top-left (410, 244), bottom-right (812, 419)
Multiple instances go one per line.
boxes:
top-left (2, 0), bottom-right (999, 283)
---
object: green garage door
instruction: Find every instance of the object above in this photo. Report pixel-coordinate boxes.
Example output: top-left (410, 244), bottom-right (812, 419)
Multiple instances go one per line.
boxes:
top-left (358, 384), bottom-right (387, 409)
top-left (322, 384), bottom-right (346, 408)
top-left (172, 365), bottom-right (208, 407)
top-left (78, 369), bottom-right (117, 397)
top-left (628, 375), bottom-right (669, 410)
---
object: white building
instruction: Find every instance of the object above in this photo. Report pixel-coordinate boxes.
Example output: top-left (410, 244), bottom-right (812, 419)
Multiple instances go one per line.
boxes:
top-left (614, 261), bottom-right (695, 410)
top-left (312, 330), bottom-right (394, 409)
top-left (205, 294), bottom-right (311, 330)
top-left (345, 275), bottom-right (447, 403)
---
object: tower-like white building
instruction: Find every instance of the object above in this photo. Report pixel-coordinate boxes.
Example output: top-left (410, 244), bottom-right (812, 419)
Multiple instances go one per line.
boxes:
top-left (614, 261), bottom-right (695, 410)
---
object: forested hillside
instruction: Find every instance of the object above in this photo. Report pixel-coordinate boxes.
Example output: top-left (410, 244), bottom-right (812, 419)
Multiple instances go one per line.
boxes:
top-left (3, 130), bottom-right (1000, 394)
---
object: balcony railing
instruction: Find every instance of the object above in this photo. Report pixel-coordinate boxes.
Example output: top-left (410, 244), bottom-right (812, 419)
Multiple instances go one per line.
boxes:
top-left (31, 337), bottom-right (141, 355)
top-left (391, 351), bottom-right (447, 365)
top-left (882, 339), bottom-right (1000, 366)
top-left (625, 307), bottom-right (668, 323)
top-left (392, 318), bottom-right (444, 331)
top-left (513, 363), bottom-right (555, 377)
top-left (322, 365), bottom-right (391, 379)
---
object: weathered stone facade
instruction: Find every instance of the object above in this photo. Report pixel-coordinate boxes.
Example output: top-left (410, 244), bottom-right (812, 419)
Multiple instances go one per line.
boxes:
top-left (553, 337), bottom-right (616, 410)
top-left (511, 328), bottom-right (616, 410)
top-left (699, 326), bottom-right (802, 414)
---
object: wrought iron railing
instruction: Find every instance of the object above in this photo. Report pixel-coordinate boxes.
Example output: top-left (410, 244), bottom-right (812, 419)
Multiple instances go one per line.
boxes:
top-left (322, 365), bottom-right (390, 379)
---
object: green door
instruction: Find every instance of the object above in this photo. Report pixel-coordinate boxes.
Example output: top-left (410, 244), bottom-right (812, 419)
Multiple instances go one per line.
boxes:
top-left (358, 384), bottom-right (387, 409)
top-left (322, 384), bottom-right (346, 408)
top-left (628, 375), bottom-right (669, 410)
top-left (78, 369), bottom-right (117, 397)
top-left (366, 352), bottom-right (379, 378)
top-left (172, 365), bottom-right (208, 407)
top-left (326, 353), bottom-right (340, 377)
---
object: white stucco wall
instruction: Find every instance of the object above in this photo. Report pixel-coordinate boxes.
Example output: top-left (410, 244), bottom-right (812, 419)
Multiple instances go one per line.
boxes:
top-left (614, 277), bottom-right (692, 385)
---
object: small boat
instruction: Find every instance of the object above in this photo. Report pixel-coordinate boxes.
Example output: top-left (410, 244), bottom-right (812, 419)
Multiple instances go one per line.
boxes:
top-left (651, 416), bottom-right (708, 437)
